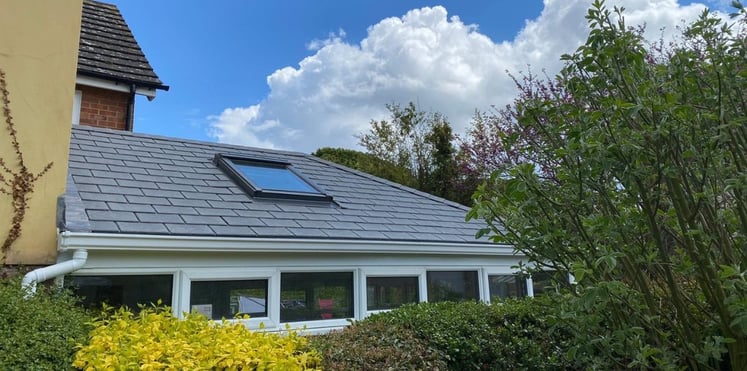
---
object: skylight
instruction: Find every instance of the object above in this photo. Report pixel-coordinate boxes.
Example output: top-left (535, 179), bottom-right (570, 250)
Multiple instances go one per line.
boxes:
top-left (214, 154), bottom-right (332, 202)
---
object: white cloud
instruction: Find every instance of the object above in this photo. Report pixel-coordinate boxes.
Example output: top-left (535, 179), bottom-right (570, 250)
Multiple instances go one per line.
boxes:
top-left (208, 1), bottom-right (713, 153)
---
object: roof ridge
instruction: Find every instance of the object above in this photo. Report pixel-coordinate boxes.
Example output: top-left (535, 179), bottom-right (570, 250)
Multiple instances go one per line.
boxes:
top-left (306, 155), bottom-right (472, 212)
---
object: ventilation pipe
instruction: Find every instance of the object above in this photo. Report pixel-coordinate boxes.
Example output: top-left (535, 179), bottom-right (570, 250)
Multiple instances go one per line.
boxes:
top-left (21, 249), bottom-right (88, 296)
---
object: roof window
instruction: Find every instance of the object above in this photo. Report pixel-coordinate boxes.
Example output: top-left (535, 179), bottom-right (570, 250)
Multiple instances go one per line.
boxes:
top-left (214, 154), bottom-right (332, 202)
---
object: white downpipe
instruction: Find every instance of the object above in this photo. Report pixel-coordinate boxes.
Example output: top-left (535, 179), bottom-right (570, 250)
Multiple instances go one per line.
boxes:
top-left (21, 249), bottom-right (88, 296)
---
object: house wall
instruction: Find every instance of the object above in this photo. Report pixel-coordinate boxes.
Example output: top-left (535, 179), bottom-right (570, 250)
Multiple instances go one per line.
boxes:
top-left (0, 0), bottom-right (83, 265)
top-left (76, 84), bottom-right (130, 130)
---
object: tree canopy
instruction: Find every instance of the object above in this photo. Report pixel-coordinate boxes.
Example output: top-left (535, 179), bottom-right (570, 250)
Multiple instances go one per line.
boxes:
top-left (469, 1), bottom-right (747, 368)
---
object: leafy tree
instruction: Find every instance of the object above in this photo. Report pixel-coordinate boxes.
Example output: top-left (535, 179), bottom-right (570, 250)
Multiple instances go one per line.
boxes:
top-left (469, 1), bottom-right (747, 369)
top-left (312, 147), bottom-right (415, 187)
top-left (357, 102), bottom-right (465, 204)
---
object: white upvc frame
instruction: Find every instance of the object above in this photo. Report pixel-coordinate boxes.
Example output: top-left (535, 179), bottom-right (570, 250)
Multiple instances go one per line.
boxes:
top-left (72, 90), bottom-right (82, 126)
top-left (424, 267), bottom-right (486, 303)
top-left (360, 267), bottom-right (426, 317)
top-left (76, 75), bottom-right (157, 98)
top-left (178, 268), bottom-right (277, 330)
top-left (277, 267), bottom-right (360, 333)
top-left (64, 267), bottom-right (181, 316)
top-left (482, 267), bottom-right (531, 302)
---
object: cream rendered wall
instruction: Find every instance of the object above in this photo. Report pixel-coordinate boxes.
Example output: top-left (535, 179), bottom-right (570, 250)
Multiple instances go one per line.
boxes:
top-left (0, 1), bottom-right (83, 264)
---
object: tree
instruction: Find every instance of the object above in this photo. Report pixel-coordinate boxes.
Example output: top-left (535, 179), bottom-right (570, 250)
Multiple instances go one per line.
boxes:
top-left (357, 102), bottom-right (465, 204)
top-left (312, 147), bottom-right (415, 187)
top-left (468, 1), bottom-right (747, 369)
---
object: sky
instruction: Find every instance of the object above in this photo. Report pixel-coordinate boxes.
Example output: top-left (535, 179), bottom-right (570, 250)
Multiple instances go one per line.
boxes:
top-left (110, 0), bottom-right (731, 154)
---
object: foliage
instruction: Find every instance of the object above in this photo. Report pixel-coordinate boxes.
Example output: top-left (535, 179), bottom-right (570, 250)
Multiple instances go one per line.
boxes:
top-left (368, 298), bottom-right (573, 370)
top-left (469, 1), bottom-right (747, 368)
top-left (0, 68), bottom-right (54, 261)
top-left (73, 306), bottom-right (321, 370)
top-left (310, 320), bottom-right (447, 370)
top-left (0, 277), bottom-right (91, 370)
top-left (312, 147), bottom-right (416, 187)
top-left (357, 102), bottom-right (467, 204)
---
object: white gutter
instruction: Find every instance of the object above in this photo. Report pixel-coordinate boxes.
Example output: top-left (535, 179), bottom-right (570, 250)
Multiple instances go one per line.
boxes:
top-left (21, 249), bottom-right (88, 296)
top-left (57, 231), bottom-right (516, 257)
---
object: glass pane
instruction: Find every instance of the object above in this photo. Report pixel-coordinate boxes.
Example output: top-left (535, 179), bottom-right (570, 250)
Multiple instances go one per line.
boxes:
top-left (234, 163), bottom-right (317, 193)
top-left (532, 271), bottom-right (562, 296)
top-left (427, 271), bottom-right (479, 303)
top-left (367, 276), bottom-right (419, 310)
top-left (280, 272), bottom-right (353, 322)
top-left (190, 279), bottom-right (268, 320)
top-left (488, 275), bottom-right (527, 300)
top-left (66, 275), bottom-right (172, 311)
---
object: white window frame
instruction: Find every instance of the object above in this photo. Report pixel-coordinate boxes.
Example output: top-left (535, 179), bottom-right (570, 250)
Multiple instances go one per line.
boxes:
top-left (277, 267), bottom-right (359, 332)
top-left (424, 267), bottom-right (485, 303)
top-left (72, 89), bottom-right (82, 126)
top-left (179, 268), bottom-right (277, 330)
top-left (65, 268), bottom-right (181, 316)
top-left (483, 268), bottom-right (530, 302)
top-left (361, 267), bottom-right (426, 317)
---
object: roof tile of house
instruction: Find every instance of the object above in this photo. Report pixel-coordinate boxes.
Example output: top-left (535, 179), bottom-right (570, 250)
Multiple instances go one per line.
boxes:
top-left (78, 0), bottom-right (167, 90)
top-left (64, 126), bottom-right (490, 244)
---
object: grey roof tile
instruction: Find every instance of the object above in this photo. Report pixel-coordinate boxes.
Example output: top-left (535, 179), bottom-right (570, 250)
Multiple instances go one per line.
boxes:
top-left (168, 198), bottom-right (210, 207)
top-left (75, 184), bottom-right (100, 193)
top-left (207, 200), bottom-right (247, 209)
top-left (223, 216), bottom-right (264, 227)
top-left (233, 210), bottom-right (273, 218)
top-left (125, 195), bottom-right (170, 205)
top-left (66, 126), bottom-right (490, 245)
top-left (210, 225), bottom-right (255, 236)
top-left (195, 207), bottom-right (238, 217)
top-left (320, 229), bottom-right (359, 239)
top-left (166, 224), bottom-right (215, 235)
top-left (117, 179), bottom-right (159, 189)
top-left (98, 185), bottom-right (143, 196)
top-left (297, 220), bottom-right (332, 229)
top-left (143, 189), bottom-right (183, 198)
top-left (88, 210), bottom-right (138, 222)
top-left (108, 202), bottom-right (155, 213)
top-left (157, 183), bottom-right (196, 192)
top-left (136, 213), bottom-right (183, 223)
top-left (117, 222), bottom-right (169, 234)
top-left (72, 175), bottom-right (117, 186)
top-left (79, 191), bottom-right (126, 203)
top-left (183, 215), bottom-right (226, 225)
top-left (90, 220), bottom-right (119, 232)
top-left (153, 205), bottom-right (199, 215)
top-left (81, 200), bottom-right (108, 210)
top-left (262, 219), bottom-right (300, 228)
top-left (250, 226), bottom-right (291, 236)
top-left (288, 228), bottom-right (327, 238)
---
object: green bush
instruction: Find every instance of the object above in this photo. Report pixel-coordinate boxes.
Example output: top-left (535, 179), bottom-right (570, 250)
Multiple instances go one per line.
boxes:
top-left (369, 297), bottom-right (574, 370)
top-left (74, 306), bottom-right (321, 370)
top-left (311, 320), bottom-right (447, 370)
top-left (0, 277), bottom-right (91, 370)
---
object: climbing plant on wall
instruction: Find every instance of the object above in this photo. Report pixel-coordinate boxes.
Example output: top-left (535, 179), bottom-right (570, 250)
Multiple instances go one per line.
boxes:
top-left (0, 68), bottom-right (54, 263)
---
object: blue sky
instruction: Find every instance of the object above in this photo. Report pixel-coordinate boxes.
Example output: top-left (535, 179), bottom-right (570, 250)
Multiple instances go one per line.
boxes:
top-left (110, 0), bottom-right (727, 153)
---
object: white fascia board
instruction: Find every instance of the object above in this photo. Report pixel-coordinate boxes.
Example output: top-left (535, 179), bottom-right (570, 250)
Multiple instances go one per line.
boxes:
top-left (57, 231), bottom-right (515, 257)
top-left (75, 75), bottom-right (157, 98)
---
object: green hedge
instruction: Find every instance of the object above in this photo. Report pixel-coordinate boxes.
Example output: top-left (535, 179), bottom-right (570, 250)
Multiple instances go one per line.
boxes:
top-left (0, 277), bottom-right (91, 370)
top-left (311, 320), bottom-right (447, 370)
top-left (313, 297), bottom-right (574, 370)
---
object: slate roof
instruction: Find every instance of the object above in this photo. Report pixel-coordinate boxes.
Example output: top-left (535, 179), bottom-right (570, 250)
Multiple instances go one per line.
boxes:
top-left (63, 126), bottom-right (491, 244)
top-left (78, 0), bottom-right (168, 90)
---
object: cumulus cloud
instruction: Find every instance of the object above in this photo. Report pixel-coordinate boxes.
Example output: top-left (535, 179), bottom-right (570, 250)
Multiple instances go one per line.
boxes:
top-left (208, 0), bottom-right (712, 153)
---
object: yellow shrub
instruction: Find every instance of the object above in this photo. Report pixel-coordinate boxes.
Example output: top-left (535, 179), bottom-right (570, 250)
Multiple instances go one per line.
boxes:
top-left (73, 306), bottom-right (321, 370)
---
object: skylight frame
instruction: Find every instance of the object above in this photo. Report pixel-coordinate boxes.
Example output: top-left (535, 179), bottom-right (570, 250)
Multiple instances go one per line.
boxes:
top-left (214, 154), bottom-right (333, 202)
